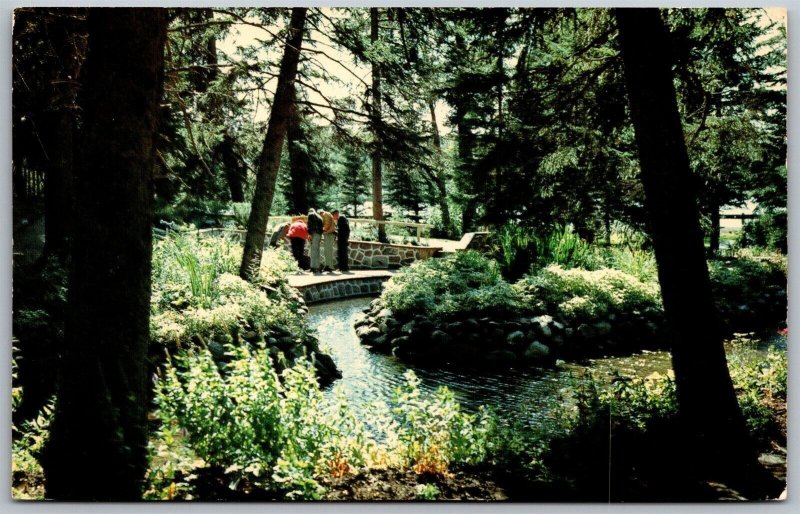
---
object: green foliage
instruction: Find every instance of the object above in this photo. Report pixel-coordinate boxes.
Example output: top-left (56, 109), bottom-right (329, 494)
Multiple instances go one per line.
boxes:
top-left (12, 399), bottom-right (54, 500)
top-left (154, 349), bottom-right (495, 498)
top-left (707, 253), bottom-right (787, 331)
top-left (155, 197), bottom-right (232, 228)
top-left (727, 339), bottom-right (787, 438)
top-left (381, 251), bottom-right (518, 319)
top-left (387, 371), bottom-right (497, 473)
top-left (156, 348), bottom-right (349, 498)
top-left (514, 265), bottom-right (662, 322)
top-left (739, 209), bottom-right (787, 253)
top-left (151, 234), bottom-right (304, 350)
top-left (415, 483), bottom-right (441, 500)
top-left (600, 246), bottom-right (658, 283)
top-left (492, 223), bottom-right (596, 281)
top-left (231, 202), bottom-right (251, 229)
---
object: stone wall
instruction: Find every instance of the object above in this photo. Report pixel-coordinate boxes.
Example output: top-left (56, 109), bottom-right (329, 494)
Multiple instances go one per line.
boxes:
top-left (196, 229), bottom-right (442, 270)
top-left (347, 241), bottom-right (441, 269)
top-left (297, 276), bottom-right (389, 304)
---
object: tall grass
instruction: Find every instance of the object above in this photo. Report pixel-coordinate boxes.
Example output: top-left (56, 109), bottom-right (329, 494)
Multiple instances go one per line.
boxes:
top-left (494, 222), bottom-right (594, 280)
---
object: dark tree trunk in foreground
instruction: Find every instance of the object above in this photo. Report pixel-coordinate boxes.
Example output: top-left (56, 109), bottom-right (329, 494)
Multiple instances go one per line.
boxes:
top-left (616, 8), bottom-right (770, 486)
top-left (707, 199), bottom-right (721, 257)
top-left (287, 89), bottom-right (311, 214)
top-left (240, 7), bottom-right (307, 280)
top-left (370, 8), bottom-right (387, 242)
top-left (43, 8), bottom-right (167, 500)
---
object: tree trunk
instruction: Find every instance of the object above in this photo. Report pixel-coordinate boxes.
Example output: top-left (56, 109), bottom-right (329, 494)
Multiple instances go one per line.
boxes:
top-left (218, 132), bottom-right (245, 202)
top-left (616, 7), bottom-right (768, 485)
top-left (43, 8), bottom-right (167, 500)
top-left (287, 88), bottom-right (311, 214)
top-left (42, 109), bottom-right (73, 259)
top-left (428, 100), bottom-right (452, 237)
top-left (370, 8), bottom-right (386, 242)
top-left (708, 198), bottom-right (721, 257)
top-left (239, 8), bottom-right (307, 280)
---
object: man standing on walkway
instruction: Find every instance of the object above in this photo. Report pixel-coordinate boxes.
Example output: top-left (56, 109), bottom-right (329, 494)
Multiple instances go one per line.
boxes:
top-left (320, 209), bottom-right (336, 272)
top-left (307, 208), bottom-right (324, 273)
top-left (333, 209), bottom-right (350, 272)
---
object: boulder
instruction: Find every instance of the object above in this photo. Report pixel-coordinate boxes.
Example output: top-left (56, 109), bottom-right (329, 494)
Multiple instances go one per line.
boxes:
top-left (506, 330), bottom-right (526, 347)
top-left (594, 321), bottom-right (612, 336)
top-left (430, 330), bottom-right (452, 346)
top-left (464, 318), bottom-right (481, 332)
top-left (486, 350), bottom-right (518, 365)
top-left (524, 341), bottom-right (551, 361)
top-left (401, 320), bottom-right (416, 334)
top-left (390, 335), bottom-right (412, 349)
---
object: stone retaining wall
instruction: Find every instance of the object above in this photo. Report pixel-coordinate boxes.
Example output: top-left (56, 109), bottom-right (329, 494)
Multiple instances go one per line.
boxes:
top-left (347, 241), bottom-right (441, 269)
top-left (196, 230), bottom-right (442, 270)
top-left (298, 276), bottom-right (388, 304)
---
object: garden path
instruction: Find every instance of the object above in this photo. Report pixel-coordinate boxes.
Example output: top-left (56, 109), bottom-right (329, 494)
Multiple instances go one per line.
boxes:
top-left (286, 269), bottom-right (396, 288)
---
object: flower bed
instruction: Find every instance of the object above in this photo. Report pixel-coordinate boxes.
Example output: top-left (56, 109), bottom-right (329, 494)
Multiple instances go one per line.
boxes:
top-left (355, 250), bottom-right (786, 369)
top-left (150, 235), bottom-right (340, 384)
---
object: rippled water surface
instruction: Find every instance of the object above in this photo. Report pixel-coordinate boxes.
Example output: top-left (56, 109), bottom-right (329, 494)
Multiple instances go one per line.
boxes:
top-left (308, 297), bottom-right (783, 427)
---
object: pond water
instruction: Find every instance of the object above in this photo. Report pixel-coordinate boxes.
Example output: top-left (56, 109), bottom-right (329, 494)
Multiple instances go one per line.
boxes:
top-left (308, 297), bottom-right (784, 428)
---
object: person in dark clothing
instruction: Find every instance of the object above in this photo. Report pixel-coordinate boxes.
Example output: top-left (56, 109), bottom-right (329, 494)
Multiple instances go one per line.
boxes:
top-left (307, 208), bottom-right (324, 272)
top-left (332, 210), bottom-right (350, 272)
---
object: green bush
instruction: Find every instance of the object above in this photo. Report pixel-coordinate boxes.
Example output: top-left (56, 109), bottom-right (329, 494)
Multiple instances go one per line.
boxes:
top-left (153, 349), bottom-right (496, 498)
top-left (727, 339), bottom-right (787, 439)
top-left (151, 234), bottom-right (304, 350)
top-left (514, 265), bottom-right (662, 322)
top-left (708, 253), bottom-right (787, 332)
top-left (381, 251), bottom-right (518, 319)
top-left (492, 222), bottom-right (596, 281)
top-left (600, 246), bottom-right (658, 283)
top-left (739, 209), bottom-right (787, 253)
top-left (155, 347), bottom-right (374, 499)
top-left (386, 371), bottom-right (497, 473)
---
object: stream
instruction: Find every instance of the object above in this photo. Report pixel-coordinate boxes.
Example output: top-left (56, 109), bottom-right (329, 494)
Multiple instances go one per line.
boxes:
top-left (308, 297), bottom-right (785, 428)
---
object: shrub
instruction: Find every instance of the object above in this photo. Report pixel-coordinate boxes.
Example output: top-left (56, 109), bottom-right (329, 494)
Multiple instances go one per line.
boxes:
top-left (492, 223), bottom-right (596, 281)
top-left (380, 251), bottom-right (517, 319)
top-left (514, 265), bottom-right (662, 322)
top-left (601, 246), bottom-right (658, 283)
top-left (727, 339), bottom-right (787, 439)
top-left (151, 234), bottom-right (305, 350)
top-left (707, 254), bottom-right (787, 332)
top-left (386, 371), bottom-right (497, 473)
top-left (12, 399), bottom-right (54, 500)
top-left (155, 347), bottom-right (374, 499)
top-left (154, 350), bottom-right (495, 498)
top-left (739, 209), bottom-right (787, 253)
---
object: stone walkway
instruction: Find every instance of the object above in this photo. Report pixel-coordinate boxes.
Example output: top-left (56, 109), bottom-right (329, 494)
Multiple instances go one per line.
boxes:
top-left (286, 269), bottom-right (396, 288)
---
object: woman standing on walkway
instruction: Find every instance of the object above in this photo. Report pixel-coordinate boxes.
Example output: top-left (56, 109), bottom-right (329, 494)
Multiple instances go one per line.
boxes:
top-left (320, 210), bottom-right (336, 272)
top-left (287, 217), bottom-right (309, 270)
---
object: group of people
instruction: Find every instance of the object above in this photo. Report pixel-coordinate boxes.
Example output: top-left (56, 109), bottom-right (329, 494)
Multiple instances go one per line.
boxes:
top-left (270, 209), bottom-right (351, 273)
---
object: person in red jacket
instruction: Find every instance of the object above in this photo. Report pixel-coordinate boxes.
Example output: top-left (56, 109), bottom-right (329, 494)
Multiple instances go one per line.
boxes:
top-left (286, 218), bottom-right (309, 270)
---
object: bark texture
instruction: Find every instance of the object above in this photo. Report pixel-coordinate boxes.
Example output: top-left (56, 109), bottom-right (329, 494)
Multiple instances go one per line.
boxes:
top-left (240, 7), bottom-right (307, 280)
top-left (43, 8), bottom-right (167, 500)
top-left (370, 8), bottom-right (386, 242)
top-left (616, 7), bottom-right (762, 478)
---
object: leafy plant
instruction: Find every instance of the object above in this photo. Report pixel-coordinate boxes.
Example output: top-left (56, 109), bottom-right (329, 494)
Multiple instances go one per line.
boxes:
top-left (381, 251), bottom-right (517, 319)
top-left (415, 483), bottom-right (441, 500)
top-left (514, 265), bottom-right (662, 322)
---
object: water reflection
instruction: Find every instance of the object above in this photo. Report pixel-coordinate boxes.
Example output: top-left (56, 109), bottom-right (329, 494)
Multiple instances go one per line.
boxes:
top-left (308, 297), bottom-right (784, 427)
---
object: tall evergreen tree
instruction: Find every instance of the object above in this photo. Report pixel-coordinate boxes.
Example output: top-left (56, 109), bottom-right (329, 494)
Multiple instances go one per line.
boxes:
top-left (43, 8), bottom-right (168, 500)
top-left (240, 7), bottom-right (307, 280)
top-left (616, 8), bottom-right (778, 492)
